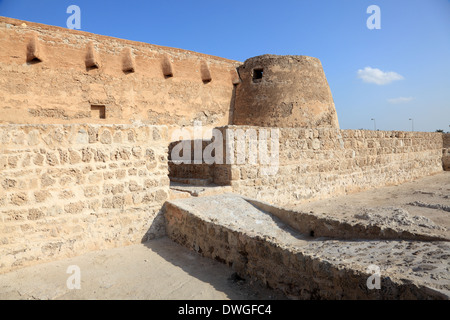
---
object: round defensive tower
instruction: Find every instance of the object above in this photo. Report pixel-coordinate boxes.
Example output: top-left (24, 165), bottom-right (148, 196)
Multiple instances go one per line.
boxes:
top-left (233, 54), bottom-right (339, 128)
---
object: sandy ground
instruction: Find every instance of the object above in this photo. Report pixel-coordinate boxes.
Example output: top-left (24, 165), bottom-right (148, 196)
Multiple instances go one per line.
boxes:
top-left (291, 171), bottom-right (450, 239)
top-left (0, 237), bottom-right (286, 300)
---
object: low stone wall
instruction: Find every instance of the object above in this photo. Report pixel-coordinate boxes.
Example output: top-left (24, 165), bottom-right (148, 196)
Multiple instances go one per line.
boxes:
top-left (0, 124), bottom-right (169, 273)
top-left (215, 126), bottom-right (443, 205)
top-left (164, 197), bottom-right (447, 299)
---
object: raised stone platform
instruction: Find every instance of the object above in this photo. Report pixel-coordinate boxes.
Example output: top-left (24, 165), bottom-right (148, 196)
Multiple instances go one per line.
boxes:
top-left (164, 193), bottom-right (450, 299)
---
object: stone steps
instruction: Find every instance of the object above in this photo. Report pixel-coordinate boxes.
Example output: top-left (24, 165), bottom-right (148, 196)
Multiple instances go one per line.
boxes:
top-left (164, 193), bottom-right (450, 300)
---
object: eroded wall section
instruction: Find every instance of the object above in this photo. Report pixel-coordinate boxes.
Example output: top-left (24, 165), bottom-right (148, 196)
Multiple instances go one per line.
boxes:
top-left (443, 133), bottom-right (450, 171)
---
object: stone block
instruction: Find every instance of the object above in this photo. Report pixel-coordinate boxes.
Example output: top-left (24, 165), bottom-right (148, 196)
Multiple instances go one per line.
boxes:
top-left (34, 190), bottom-right (51, 203)
top-left (10, 192), bottom-right (28, 206)
top-left (27, 208), bottom-right (44, 220)
top-left (99, 130), bottom-right (112, 144)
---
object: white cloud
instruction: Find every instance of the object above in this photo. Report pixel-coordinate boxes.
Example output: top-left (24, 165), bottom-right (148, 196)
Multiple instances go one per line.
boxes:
top-left (387, 97), bottom-right (414, 104)
top-left (357, 67), bottom-right (404, 85)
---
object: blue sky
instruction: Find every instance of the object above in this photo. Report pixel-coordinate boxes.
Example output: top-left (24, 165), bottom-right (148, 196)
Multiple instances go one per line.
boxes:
top-left (1, 0), bottom-right (449, 132)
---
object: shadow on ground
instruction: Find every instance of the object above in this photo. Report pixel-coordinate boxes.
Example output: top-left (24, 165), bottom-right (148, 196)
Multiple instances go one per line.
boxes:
top-left (141, 238), bottom-right (288, 300)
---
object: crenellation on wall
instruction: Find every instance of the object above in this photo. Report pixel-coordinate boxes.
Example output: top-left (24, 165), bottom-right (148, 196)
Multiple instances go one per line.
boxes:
top-left (26, 32), bottom-right (44, 63)
top-left (122, 47), bottom-right (136, 73)
top-left (161, 54), bottom-right (174, 77)
top-left (85, 41), bottom-right (101, 69)
top-left (0, 17), bottom-right (241, 129)
top-left (200, 60), bottom-right (212, 83)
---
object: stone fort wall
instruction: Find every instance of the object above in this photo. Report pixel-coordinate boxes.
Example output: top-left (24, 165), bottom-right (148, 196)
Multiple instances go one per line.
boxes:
top-left (0, 17), bottom-right (241, 132)
top-left (0, 17), bottom-right (447, 273)
top-left (214, 126), bottom-right (444, 206)
top-left (233, 55), bottom-right (339, 128)
top-left (1, 124), bottom-right (444, 273)
top-left (0, 124), bottom-right (169, 273)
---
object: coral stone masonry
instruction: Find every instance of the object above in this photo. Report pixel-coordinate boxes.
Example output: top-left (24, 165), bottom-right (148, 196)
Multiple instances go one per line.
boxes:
top-left (0, 124), bottom-right (169, 272)
top-left (0, 16), bottom-right (448, 299)
top-left (0, 17), bottom-right (240, 130)
top-left (234, 55), bottom-right (339, 128)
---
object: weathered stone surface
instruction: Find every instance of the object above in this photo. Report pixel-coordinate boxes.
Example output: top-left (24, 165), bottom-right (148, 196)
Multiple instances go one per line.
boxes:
top-left (0, 17), bottom-right (239, 128)
top-left (85, 42), bottom-right (101, 69)
top-left (165, 194), bottom-right (450, 299)
top-left (0, 124), bottom-right (169, 274)
top-left (0, 17), bottom-right (448, 301)
top-left (34, 190), bottom-right (51, 203)
top-left (443, 133), bottom-right (450, 171)
top-left (213, 126), bottom-right (444, 206)
top-left (234, 55), bottom-right (339, 128)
